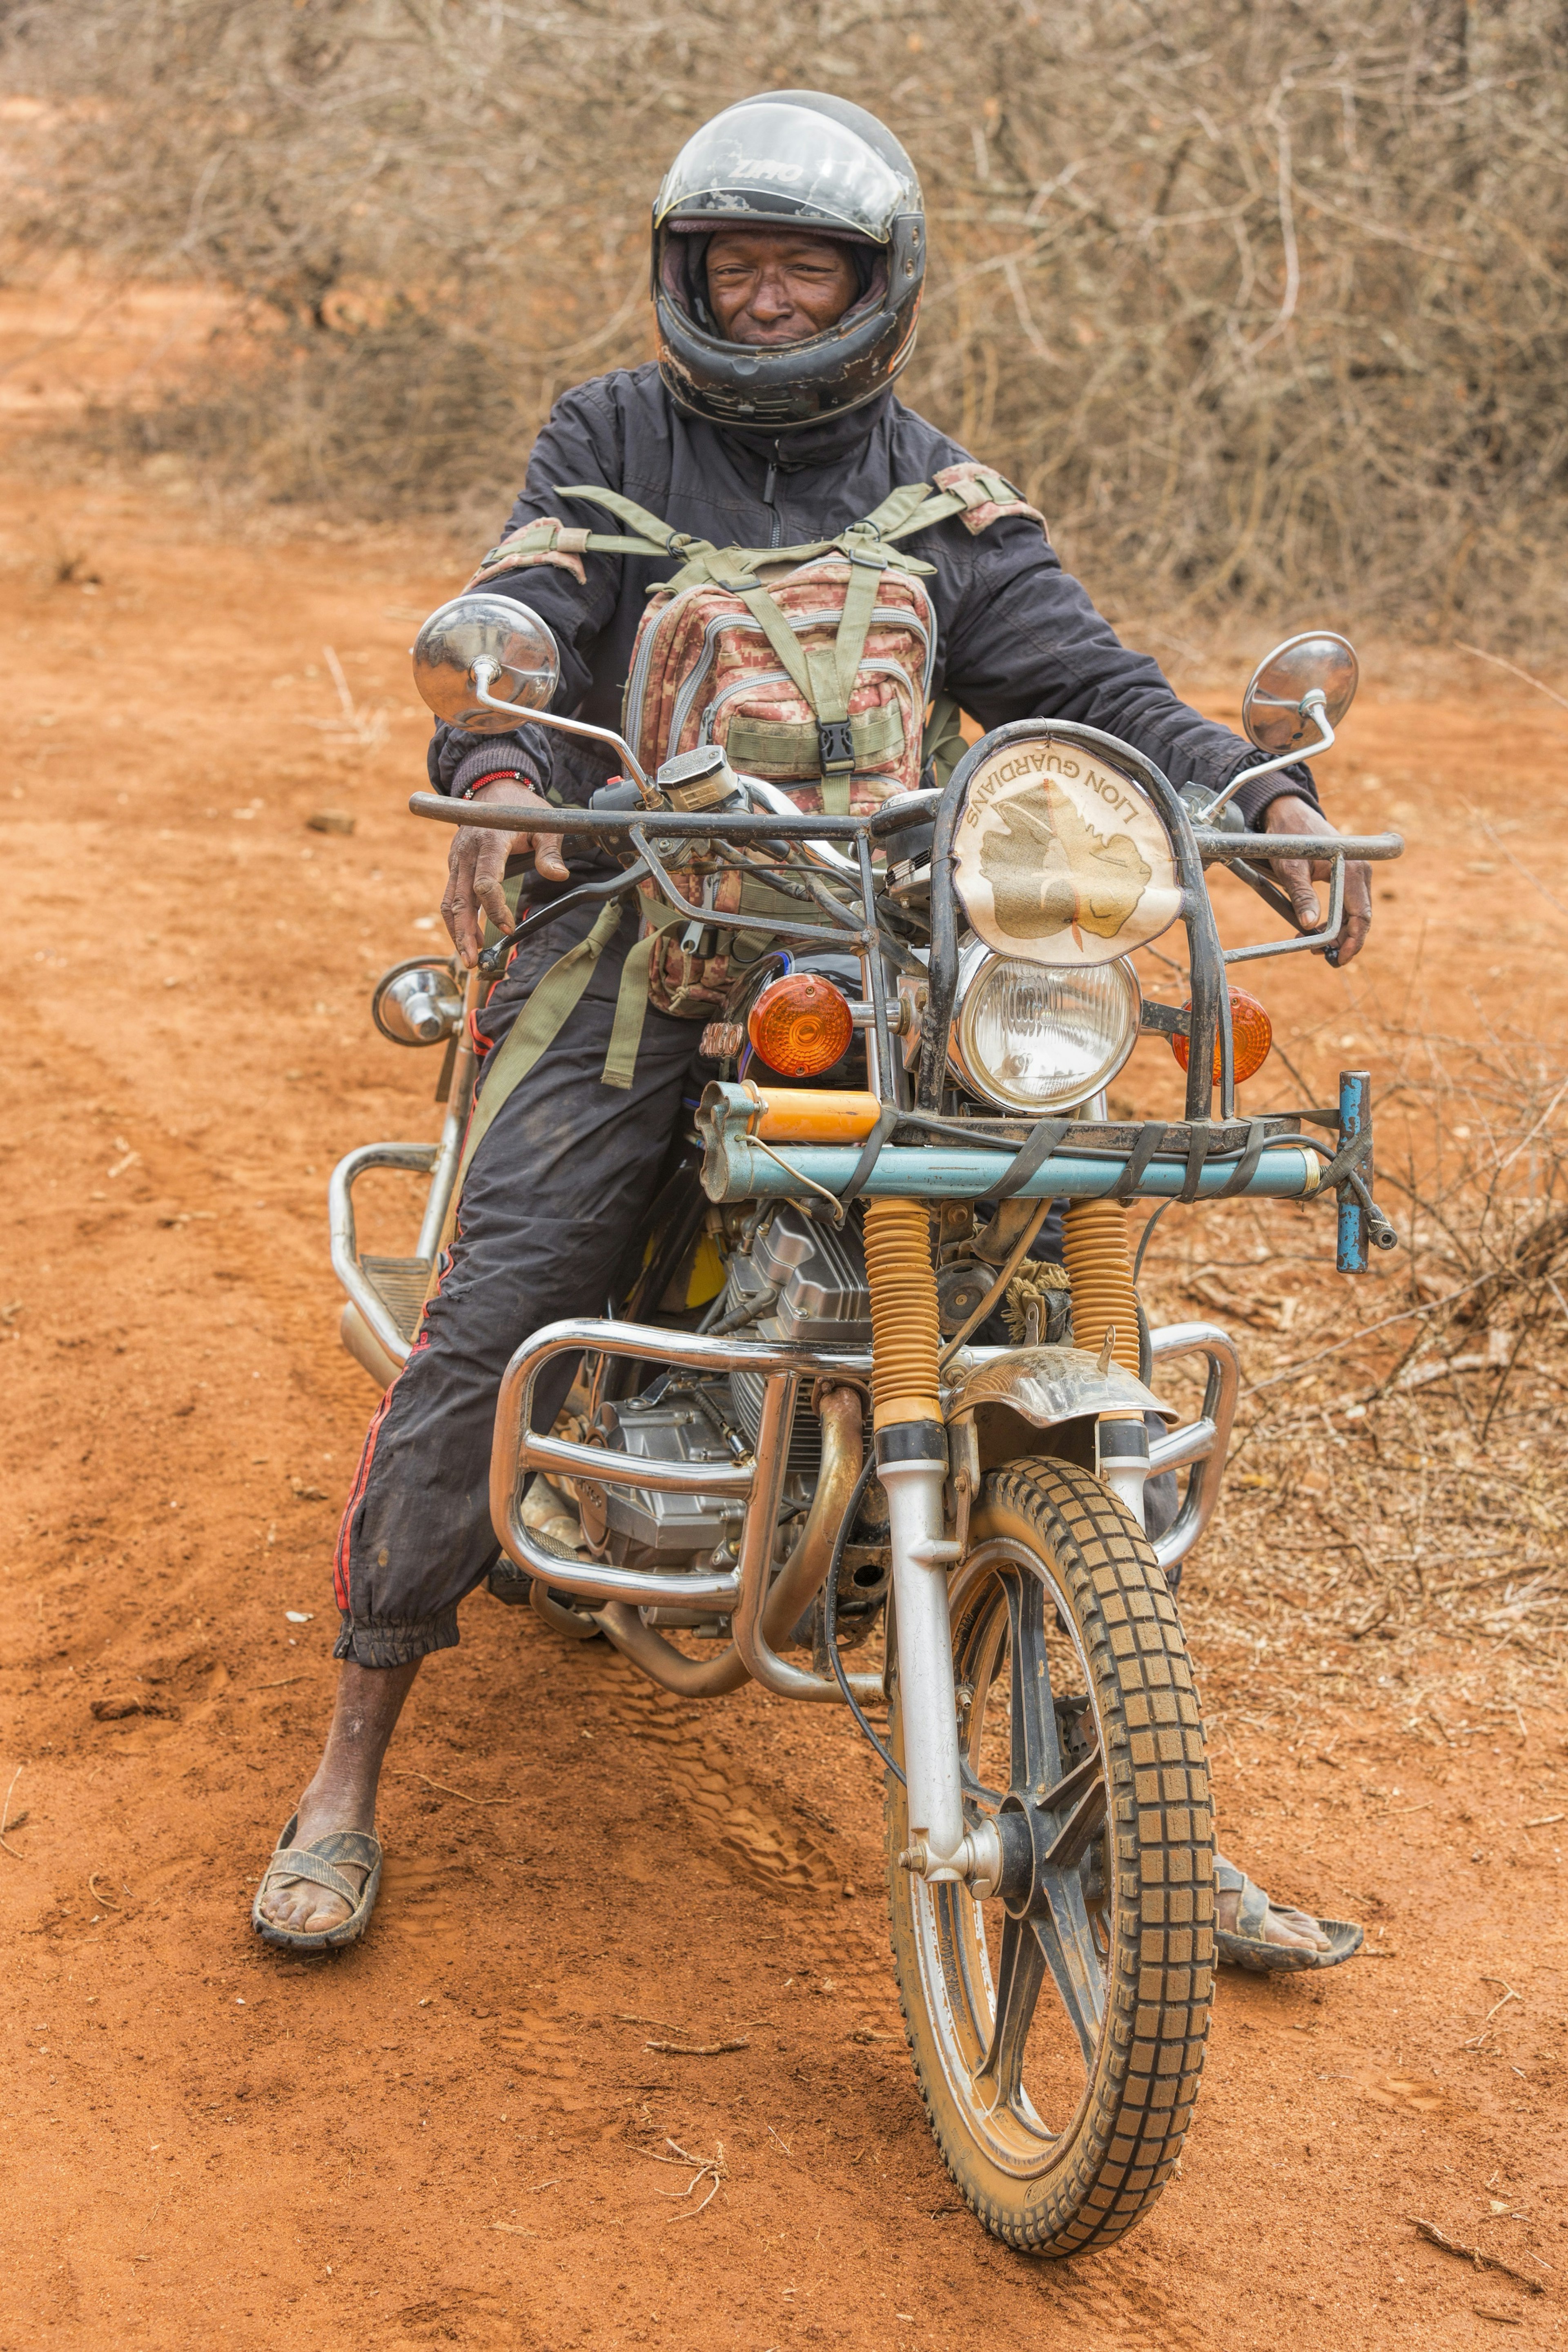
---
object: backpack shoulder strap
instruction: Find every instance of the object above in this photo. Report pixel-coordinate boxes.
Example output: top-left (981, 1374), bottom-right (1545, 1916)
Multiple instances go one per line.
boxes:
top-left (515, 467), bottom-right (1039, 593)
top-left (551, 482), bottom-right (716, 559)
top-left (823, 467), bottom-right (1042, 560)
top-left (928, 461), bottom-right (1048, 539)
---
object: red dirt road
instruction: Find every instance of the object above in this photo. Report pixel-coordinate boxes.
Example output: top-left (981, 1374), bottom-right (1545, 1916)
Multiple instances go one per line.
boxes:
top-left (3, 301), bottom-right (1568, 2350)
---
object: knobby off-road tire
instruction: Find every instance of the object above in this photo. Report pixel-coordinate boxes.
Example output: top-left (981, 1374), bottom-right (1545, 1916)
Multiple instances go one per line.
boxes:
top-left (886, 1457), bottom-right (1214, 2254)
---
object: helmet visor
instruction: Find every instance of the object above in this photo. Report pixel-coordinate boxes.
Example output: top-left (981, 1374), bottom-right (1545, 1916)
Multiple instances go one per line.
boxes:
top-left (655, 101), bottom-right (915, 242)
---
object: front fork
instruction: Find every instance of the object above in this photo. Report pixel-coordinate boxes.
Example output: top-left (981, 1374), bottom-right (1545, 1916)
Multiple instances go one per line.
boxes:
top-left (878, 1430), bottom-right (986, 1885)
top-left (866, 1195), bottom-right (1149, 1900)
top-left (881, 1415), bottom-right (1140, 1901)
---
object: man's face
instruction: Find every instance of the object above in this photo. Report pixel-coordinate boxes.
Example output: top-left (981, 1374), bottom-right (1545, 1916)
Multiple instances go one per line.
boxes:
top-left (705, 230), bottom-right (860, 345)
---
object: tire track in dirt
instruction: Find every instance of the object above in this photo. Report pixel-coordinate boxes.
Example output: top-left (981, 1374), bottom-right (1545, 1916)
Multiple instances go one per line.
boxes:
top-left (588, 1652), bottom-right (904, 2033)
top-left (595, 1657), bottom-right (842, 1893)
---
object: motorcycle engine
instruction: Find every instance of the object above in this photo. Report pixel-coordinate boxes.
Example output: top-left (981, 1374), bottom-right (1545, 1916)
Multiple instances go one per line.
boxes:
top-left (577, 1205), bottom-right (884, 1632)
top-left (723, 1206), bottom-right (872, 1473)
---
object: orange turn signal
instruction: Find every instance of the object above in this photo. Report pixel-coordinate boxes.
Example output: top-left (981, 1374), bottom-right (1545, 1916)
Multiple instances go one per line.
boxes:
top-left (746, 973), bottom-right (854, 1078)
top-left (1172, 988), bottom-right (1273, 1087)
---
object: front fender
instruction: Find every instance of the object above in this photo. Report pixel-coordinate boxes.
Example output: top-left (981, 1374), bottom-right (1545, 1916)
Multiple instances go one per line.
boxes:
top-left (944, 1343), bottom-right (1174, 1430)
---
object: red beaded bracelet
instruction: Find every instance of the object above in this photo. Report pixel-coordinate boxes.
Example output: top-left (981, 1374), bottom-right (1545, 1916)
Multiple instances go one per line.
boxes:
top-left (459, 768), bottom-right (528, 801)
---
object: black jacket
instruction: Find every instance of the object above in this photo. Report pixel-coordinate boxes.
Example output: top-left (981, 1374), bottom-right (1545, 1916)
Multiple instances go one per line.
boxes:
top-left (429, 363), bottom-right (1314, 824)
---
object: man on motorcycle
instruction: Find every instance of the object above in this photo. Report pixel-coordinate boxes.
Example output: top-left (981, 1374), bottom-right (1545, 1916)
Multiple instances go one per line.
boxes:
top-left (254, 92), bottom-right (1370, 1968)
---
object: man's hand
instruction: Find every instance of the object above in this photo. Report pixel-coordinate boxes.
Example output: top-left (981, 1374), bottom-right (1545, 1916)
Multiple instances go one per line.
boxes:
top-left (1262, 795), bottom-right (1371, 967)
top-left (440, 777), bottom-right (568, 968)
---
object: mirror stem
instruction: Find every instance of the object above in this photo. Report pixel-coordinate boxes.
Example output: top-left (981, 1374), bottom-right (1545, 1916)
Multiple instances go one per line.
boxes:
top-left (472, 677), bottom-right (656, 800)
top-left (1206, 691), bottom-right (1334, 815)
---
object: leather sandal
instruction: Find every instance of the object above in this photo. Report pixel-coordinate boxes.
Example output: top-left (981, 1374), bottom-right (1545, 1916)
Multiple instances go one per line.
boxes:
top-left (251, 1813), bottom-right (383, 1953)
top-left (1214, 1853), bottom-right (1363, 1974)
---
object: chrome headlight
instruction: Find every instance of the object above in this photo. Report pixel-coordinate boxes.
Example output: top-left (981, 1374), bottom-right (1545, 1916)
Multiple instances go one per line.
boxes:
top-left (947, 944), bottom-right (1140, 1114)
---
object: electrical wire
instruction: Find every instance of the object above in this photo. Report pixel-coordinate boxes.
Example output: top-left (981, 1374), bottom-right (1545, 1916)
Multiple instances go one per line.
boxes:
top-left (822, 1453), bottom-right (905, 1787)
top-left (1133, 1199), bottom-right (1174, 1283)
top-left (937, 1198), bottom-right (1052, 1368)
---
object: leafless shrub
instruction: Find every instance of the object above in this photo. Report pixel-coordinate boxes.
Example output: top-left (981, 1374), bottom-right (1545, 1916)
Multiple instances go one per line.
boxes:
top-left (98, 304), bottom-right (528, 514)
top-left (1143, 1018), bottom-right (1568, 1722)
top-left (3, 0), bottom-right (1566, 635)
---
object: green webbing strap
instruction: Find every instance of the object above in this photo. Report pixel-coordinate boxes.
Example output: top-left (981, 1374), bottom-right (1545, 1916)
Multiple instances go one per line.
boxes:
top-left (550, 480), bottom-right (977, 592)
top-left (732, 581), bottom-right (817, 701)
top-left (855, 480), bottom-right (954, 541)
top-left (922, 692), bottom-right (968, 790)
top-left (725, 700), bottom-right (904, 777)
top-left (830, 539), bottom-right (890, 695)
top-left (602, 935), bottom-right (656, 1089)
top-left (550, 481), bottom-right (706, 556)
top-left (542, 472), bottom-right (1013, 596)
top-left (804, 642), bottom-right (852, 812)
top-left (431, 901), bottom-right (626, 1266)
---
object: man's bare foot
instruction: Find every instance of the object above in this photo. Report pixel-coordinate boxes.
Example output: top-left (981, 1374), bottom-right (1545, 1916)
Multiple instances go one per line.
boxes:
top-left (1215, 1880), bottom-right (1331, 1955)
top-left (256, 1658), bottom-right (420, 1937)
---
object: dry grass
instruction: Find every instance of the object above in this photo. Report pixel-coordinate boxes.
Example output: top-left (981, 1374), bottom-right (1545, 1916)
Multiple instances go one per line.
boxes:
top-left (2, 1), bottom-right (1566, 636)
top-left (1145, 1016), bottom-right (1568, 1733)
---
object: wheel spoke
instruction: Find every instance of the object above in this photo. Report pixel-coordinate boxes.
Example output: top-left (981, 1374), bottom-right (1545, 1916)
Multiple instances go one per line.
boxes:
top-left (1042, 1768), bottom-right (1107, 1872)
top-left (957, 1590), bottom-right (1010, 1816)
top-left (1036, 1747), bottom-right (1102, 1820)
top-left (1002, 1568), bottom-right (1063, 1797)
top-left (959, 1758), bottom-right (1006, 1813)
top-left (974, 1910), bottom-right (1051, 2128)
top-left (1034, 1865), bottom-right (1107, 2069)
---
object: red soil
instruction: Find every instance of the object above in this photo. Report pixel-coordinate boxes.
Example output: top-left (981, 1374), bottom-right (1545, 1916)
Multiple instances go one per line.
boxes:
top-left (2, 281), bottom-right (1566, 2350)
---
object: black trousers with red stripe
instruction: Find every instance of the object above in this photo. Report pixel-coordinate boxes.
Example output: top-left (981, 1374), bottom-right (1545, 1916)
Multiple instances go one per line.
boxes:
top-left (332, 902), bottom-right (713, 1668)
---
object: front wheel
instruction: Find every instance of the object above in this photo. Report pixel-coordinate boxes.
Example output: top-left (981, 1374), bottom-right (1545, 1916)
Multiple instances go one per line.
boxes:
top-left (887, 1457), bottom-right (1214, 2254)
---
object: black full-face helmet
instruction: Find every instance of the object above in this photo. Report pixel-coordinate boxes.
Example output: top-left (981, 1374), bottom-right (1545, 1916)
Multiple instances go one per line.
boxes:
top-left (652, 90), bottom-right (925, 432)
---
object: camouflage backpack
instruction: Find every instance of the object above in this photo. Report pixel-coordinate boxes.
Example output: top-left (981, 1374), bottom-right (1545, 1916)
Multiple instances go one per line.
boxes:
top-left (469, 464), bottom-right (1045, 1017)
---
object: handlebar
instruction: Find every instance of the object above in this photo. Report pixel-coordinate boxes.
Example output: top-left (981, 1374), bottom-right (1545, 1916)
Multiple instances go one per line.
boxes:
top-left (406, 788), bottom-right (942, 841)
top-left (1193, 829), bottom-right (1404, 862)
top-left (409, 775), bottom-right (1407, 1127)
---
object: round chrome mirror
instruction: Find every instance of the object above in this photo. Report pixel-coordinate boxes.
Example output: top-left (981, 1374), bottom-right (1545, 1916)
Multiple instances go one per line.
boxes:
top-left (1241, 631), bottom-right (1359, 755)
top-left (411, 593), bottom-right (560, 735)
top-left (372, 958), bottom-right (464, 1045)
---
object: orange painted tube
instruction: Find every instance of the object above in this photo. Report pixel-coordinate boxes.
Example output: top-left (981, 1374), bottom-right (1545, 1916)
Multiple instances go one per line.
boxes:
top-left (746, 1087), bottom-right (882, 1143)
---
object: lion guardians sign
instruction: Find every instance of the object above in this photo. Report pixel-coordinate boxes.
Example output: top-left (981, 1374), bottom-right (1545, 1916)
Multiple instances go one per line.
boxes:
top-left (951, 733), bottom-right (1183, 968)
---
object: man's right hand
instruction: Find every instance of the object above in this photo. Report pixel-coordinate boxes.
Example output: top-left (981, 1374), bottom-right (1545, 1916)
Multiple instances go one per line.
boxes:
top-left (440, 777), bottom-right (569, 968)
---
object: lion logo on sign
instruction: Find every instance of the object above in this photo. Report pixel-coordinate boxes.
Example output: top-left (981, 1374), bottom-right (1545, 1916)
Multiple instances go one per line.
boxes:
top-left (977, 775), bottom-right (1152, 942)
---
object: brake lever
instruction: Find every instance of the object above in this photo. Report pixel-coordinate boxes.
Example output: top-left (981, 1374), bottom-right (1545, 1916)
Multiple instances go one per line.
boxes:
top-left (476, 858), bottom-right (650, 978)
top-left (1227, 853), bottom-right (1304, 932)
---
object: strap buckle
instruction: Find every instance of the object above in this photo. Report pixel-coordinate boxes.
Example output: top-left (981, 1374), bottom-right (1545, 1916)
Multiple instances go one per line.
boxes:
top-left (818, 718), bottom-right (855, 775)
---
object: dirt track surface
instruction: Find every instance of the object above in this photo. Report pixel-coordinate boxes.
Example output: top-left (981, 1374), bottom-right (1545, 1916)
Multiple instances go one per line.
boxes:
top-left (4, 291), bottom-right (1568, 2350)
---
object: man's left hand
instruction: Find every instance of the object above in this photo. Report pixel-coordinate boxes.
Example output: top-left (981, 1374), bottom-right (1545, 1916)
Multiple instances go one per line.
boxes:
top-left (1261, 795), bottom-right (1371, 967)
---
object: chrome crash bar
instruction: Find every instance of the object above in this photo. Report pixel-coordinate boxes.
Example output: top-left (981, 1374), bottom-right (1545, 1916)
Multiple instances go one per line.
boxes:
top-left (492, 1316), bottom-right (1237, 1684)
top-left (1147, 1321), bottom-right (1241, 1577)
top-left (491, 1317), bottom-right (883, 1703)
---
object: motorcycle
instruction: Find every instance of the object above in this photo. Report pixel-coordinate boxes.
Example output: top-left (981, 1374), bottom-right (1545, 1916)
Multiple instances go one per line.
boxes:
top-left (330, 601), bottom-right (1401, 2255)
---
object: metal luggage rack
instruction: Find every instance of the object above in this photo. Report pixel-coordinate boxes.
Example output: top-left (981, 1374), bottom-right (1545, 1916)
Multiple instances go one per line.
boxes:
top-left (412, 719), bottom-right (1401, 1266)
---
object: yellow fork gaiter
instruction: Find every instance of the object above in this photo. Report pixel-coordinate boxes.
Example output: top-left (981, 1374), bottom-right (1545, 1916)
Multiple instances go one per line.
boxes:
top-left (862, 1198), bottom-right (943, 1432)
top-left (1062, 1199), bottom-right (1142, 1378)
